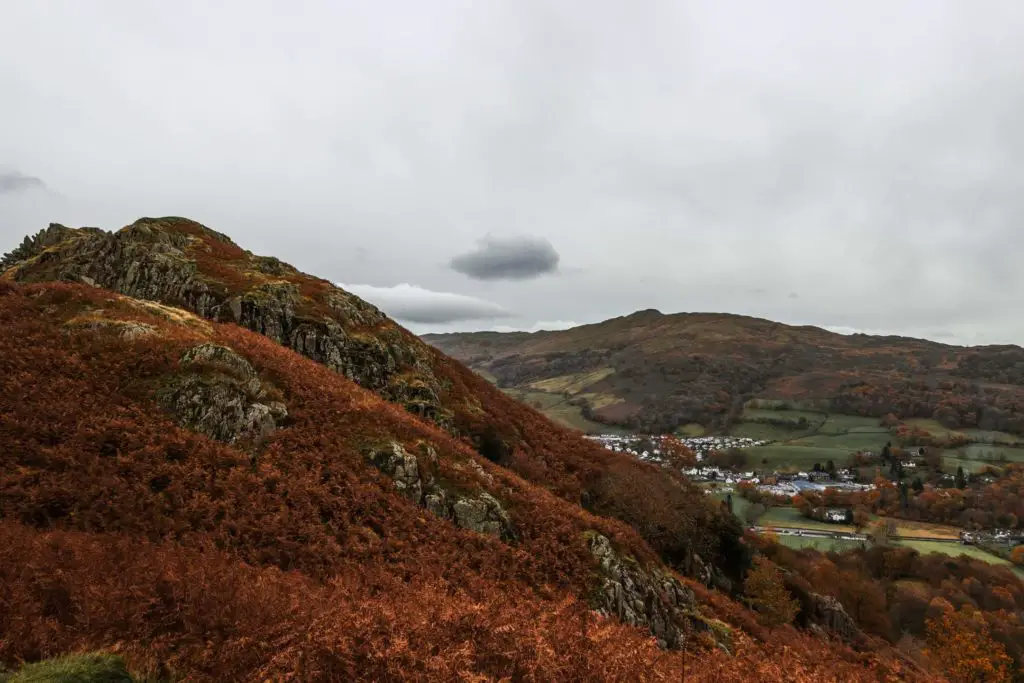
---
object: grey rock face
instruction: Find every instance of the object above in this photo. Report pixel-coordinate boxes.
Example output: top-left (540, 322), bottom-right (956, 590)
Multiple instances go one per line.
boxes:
top-left (807, 593), bottom-right (858, 641)
top-left (4, 219), bottom-right (451, 430)
top-left (451, 492), bottom-right (513, 539)
top-left (364, 441), bottom-right (515, 540)
top-left (160, 343), bottom-right (287, 448)
top-left (588, 533), bottom-right (714, 650)
top-left (366, 441), bottom-right (424, 503)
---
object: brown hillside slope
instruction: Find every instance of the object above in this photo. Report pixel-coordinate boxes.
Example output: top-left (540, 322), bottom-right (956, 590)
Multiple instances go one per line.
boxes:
top-left (425, 310), bottom-right (1024, 434)
top-left (0, 280), bottom-right (928, 681)
top-left (0, 218), bottom-right (743, 577)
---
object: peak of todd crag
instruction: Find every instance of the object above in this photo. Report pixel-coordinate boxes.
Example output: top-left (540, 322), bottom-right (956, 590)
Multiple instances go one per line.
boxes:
top-left (0, 218), bottom-right (953, 680)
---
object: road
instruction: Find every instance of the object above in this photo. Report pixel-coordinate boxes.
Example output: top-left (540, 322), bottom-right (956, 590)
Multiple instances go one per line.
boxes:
top-left (750, 525), bottom-right (964, 544)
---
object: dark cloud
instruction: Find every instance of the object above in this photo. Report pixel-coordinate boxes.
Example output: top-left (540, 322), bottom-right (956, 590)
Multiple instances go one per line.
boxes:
top-left (338, 283), bottom-right (514, 324)
top-left (450, 236), bottom-right (560, 281)
top-left (0, 171), bottom-right (44, 195)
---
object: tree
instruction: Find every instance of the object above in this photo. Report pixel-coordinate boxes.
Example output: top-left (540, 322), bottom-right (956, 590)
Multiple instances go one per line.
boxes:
top-left (955, 466), bottom-right (967, 490)
top-left (1010, 546), bottom-right (1024, 567)
top-left (924, 607), bottom-right (1013, 683)
top-left (826, 459), bottom-right (836, 478)
top-left (912, 477), bottom-right (924, 493)
top-left (743, 556), bottom-right (799, 627)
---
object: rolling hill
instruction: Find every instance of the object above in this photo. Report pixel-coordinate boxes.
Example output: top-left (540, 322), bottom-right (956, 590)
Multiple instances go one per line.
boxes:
top-left (424, 309), bottom-right (1024, 437)
top-left (0, 218), bottom-right (944, 680)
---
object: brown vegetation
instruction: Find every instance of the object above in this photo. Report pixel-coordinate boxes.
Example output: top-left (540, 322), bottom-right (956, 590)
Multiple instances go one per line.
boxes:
top-left (0, 279), bottom-right (939, 680)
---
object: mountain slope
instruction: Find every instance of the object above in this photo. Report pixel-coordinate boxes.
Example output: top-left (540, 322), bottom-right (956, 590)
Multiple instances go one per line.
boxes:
top-left (424, 310), bottom-right (1024, 435)
top-left (0, 278), bottom-right (925, 681)
top-left (0, 218), bottom-right (743, 577)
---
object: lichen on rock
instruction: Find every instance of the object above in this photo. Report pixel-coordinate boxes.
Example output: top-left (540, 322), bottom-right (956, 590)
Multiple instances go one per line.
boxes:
top-left (586, 531), bottom-right (727, 650)
top-left (364, 441), bottom-right (515, 541)
top-left (3, 218), bottom-right (450, 432)
top-left (159, 343), bottom-right (287, 449)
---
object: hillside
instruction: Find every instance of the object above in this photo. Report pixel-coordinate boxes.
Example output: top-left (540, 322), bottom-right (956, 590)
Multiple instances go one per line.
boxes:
top-left (424, 310), bottom-right (1024, 436)
top-left (0, 247), bottom-right (937, 678)
top-left (0, 219), bottom-right (747, 578)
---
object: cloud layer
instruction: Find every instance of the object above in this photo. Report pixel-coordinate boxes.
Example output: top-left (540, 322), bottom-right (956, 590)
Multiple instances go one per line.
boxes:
top-left (339, 283), bottom-right (514, 325)
top-left (450, 236), bottom-right (560, 281)
top-left (0, 171), bottom-right (44, 195)
top-left (3, 2), bottom-right (1024, 345)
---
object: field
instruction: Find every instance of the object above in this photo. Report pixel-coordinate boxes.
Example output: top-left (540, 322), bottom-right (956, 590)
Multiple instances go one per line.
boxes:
top-left (728, 408), bottom-right (889, 469)
top-left (776, 535), bottom-right (868, 552)
top-left (881, 518), bottom-right (961, 540)
top-left (526, 368), bottom-right (615, 394)
top-left (894, 539), bottom-right (1023, 574)
top-left (501, 388), bottom-right (618, 434)
top-left (744, 444), bottom-right (853, 470)
top-left (758, 506), bottom-right (856, 534)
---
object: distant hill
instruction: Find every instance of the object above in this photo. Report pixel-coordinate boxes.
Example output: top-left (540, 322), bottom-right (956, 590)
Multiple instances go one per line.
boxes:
top-left (424, 310), bottom-right (1024, 435)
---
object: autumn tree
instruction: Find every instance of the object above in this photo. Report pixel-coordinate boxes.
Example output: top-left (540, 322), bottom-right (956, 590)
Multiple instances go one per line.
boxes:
top-left (744, 556), bottom-right (799, 627)
top-left (924, 606), bottom-right (1013, 683)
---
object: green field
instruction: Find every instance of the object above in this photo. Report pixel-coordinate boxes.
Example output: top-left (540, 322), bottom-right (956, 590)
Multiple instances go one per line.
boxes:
top-left (817, 414), bottom-right (888, 435)
top-left (745, 444), bottom-right (853, 469)
top-left (962, 428), bottom-right (1024, 446)
top-left (728, 421), bottom-right (813, 442)
top-left (788, 432), bottom-right (890, 452)
top-left (727, 408), bottom-right (888, 469)
top-left (894, 539), bottom-right (1023, 575)
top-left (501, 388), bottom-right (619, 434)
top-left (776, 535), bottom-right (868, 552)
top-left (758, 506), bottom-right (856, 533)
top-left (741, 408), bottom-right (827, 425)
top-left (960, 443), bottom-right (1024, 462)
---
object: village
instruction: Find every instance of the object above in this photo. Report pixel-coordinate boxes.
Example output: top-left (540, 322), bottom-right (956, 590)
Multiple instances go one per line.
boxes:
top-left (585, 432), bottom-right (877, 496)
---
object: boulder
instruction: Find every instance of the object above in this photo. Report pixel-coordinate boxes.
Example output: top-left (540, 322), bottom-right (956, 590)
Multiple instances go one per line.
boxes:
top-left (160, 343), bottom-right (287, 449)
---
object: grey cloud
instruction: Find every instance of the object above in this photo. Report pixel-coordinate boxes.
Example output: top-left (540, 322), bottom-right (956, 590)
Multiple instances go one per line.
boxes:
top-left (0, 171), bottom-right (45, 195)
top-left (450, 236), bottom-right (560, 281)
top-left (338, 283), bottom-right (514, 324)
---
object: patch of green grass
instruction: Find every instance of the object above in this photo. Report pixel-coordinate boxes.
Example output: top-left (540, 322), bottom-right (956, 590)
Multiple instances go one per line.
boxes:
top-left (677, 422), bottom-right (706, 437)
top-left (961, 428), bottom-right (1024, 446)
top-left (707, 488), bottom-right (753, 522)
top-left (502, 388), bottom-right (621, 434)
top-left (727, 421), bottom-right (810, 442)
top-left (746, 444), bottom-right (852, 469)
top-left (943, 454), bottom-right (1002, 474)
top-left (961, 444), bottom-right (1024, 462)
top-left (788, 432), bottom-right (889, 452)
top-left (905, 418), bottom-right (957, 437)
top-left (817, 414), bottom-right (888, 435)
top-left (776, 535), bottom-right (868, 552)
top-left (758, 507), bottom-right (856, 533)
top-left (741, 408), bottom-right (826, 424)
top-left (3, 653), bottom-right (133, 683)
top-left (475, 368), bottom-right (498, 384)
top-left (526, 367), bottom-right (615, 394)
top-left (894, 540), bottom-right (1022, 575)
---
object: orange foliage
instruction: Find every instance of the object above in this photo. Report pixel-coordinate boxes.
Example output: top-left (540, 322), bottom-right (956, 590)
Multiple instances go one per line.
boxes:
top-left (0, 280), bottom-right (937, 680)
top-left (925, 606), bottom-right (1013, 683)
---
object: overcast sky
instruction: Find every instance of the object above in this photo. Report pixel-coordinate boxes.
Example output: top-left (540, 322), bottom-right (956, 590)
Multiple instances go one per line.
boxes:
top-left (3, 1), bottom-right (1024, 345)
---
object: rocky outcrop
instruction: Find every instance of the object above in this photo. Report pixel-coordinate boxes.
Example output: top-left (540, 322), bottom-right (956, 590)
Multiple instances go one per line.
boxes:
top-left (587, 532), bottom-right (726, 650)
top-left (784, 575), bottom-right (860, 641)
top-left (159, 343), bottom-right (287, 449)
top-left (805, 593), bottom-right (858, 641)
top-left (364, 441), bottom-right (515, 541)
top-left (3, 218), bottom-right (451, 430)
